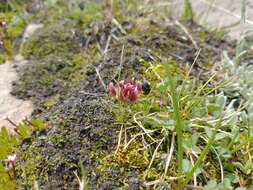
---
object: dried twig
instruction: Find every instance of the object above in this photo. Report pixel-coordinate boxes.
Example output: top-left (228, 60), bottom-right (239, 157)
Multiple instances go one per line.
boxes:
top-left (174, 20), bottom-right (198, 49)
top-left (112, 18), bottom-right (127, 34)
top-left (123, 130), bottom-right (156, 151)
top-left (94, 67), bottom-right (107, 91)
top-left (116, 45), bottom-right (125, 80)
top-left (133, 112), bottom-right (155, 142)
top-left (186, 48), bottom-right (202, 78)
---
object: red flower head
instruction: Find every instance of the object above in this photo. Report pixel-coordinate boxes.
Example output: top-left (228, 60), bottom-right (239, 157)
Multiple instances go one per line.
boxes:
top-left (109, 82), bottom-right (117, 97)
top-left (109, 79), bottom-right (142, 102)
top-left (119, 80), bottom-right (124, 88)
top-left (128, 86), bottom-right (140, 101)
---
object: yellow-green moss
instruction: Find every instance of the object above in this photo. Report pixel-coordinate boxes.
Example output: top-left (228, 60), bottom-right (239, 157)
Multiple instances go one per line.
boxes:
top-left (22, 23), bottom-right (80, 59)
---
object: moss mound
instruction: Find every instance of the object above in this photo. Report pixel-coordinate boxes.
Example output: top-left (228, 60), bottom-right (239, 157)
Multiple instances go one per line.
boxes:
top-left (11, 1), bottom-right (240, 188)
top-left (15, 17), bottom-right (237, 189)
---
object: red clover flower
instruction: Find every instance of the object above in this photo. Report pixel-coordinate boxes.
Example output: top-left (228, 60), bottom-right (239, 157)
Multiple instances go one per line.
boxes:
top-left (109, 78), bottom-right (142, 102)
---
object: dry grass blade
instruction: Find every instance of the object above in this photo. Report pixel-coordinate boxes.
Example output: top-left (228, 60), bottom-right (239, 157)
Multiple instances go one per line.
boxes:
top-left (34, 181), bottom-right (39, 190)
top-left (189, 153), bottom-right (197, 186)
top-left (175, 20), bottom-right (198, 49)
top-left (164, 132), bottom-right (175, 176)
top-left (114, 125), bottom-right (123, 155)
top-left (112, 18), bottom-right (127, 34)
top-left (94, 67), bottom-right (107, 91)
top-left (186, 48), bottom-right (202, 78)
top-left (133, 112), bottom-right (156, 142)
top-left (148, 137), bottom-right (165, 169)
top-left (123, 130), bottom-right (156, 151)
top-left (103, 35), bottom-right (112, 55)
top-left (144, 176), bottom-right (184, 186)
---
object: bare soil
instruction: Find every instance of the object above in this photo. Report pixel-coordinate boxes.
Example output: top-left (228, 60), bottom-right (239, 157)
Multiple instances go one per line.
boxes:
top-left (0, 56), bottom-right (33, 129)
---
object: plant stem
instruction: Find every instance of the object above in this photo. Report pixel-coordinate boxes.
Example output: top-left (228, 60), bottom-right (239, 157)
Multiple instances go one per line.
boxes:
top-left (169, 77), bottom-right (184, 186)
top-left (227, 129), bottom-right (239, 150)
top-left (182, 118), bottom-right (223, 186)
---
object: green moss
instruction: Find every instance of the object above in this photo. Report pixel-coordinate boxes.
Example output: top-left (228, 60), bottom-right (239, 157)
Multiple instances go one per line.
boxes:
top-left (51, 136), bottom-right (65, 148)
top-left (0, 54), bottom-right (6, 64)
top-left (69, 0), bottom-right (102, 27)
top-left (22, 23), bottom-right (80, 59)
top-left (13, 47), bottom-right (97, 105)
top-left (43, 97), bottom-right (57, 110)
top-left (72, 53), bottom-right (85, 66)
top-left (7, 16), bottom-right (26, 38)
top-left (17, 143), bottom-right (45, 187)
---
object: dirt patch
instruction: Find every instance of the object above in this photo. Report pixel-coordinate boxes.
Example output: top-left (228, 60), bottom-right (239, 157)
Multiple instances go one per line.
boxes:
top-left (0, 56), bottom-right (33, 129)
top-left (0, 23), bottom-right (43, 129)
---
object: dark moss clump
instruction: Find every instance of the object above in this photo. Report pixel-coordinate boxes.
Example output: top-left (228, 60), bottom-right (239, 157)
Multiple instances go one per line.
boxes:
top-left (17, 94), bottom-right (121, 189)
top-left (12, 55), bottom-right (87, 105)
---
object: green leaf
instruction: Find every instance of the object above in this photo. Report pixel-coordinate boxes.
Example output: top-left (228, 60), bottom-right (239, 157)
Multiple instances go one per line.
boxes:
top-left (182, 0), bottom-right (194, 20)
top-left (190, 133), bottom-right (199, 145)
top-left (207, 104), bottom-right (222, 115)
top-left (225, 173), bottom-right (238, 184)
top-left (232, 162), bottom-right (253, 175)
top-left (217, 147), bottom-right (231, 159)
top-left (17, 123), bottom-right (32, 139)
top-left (215, 133), bottom-right (229, 141)
top-left (182, 159), bottom-right (192, 173)
top-left (248, 112), bottom-right (253, 126)
top-left (31, 119), bottom-right (48, 130)
top-left (241, 111), bottom-right (248, 124)
top-left (157, 78), bottom-right (170, 93)
top-left (7, 16), bottom-right (26, 38)
top-left (205, 180), bottom-right (218, 190)
top-left (162, 120), bottom-right (175, 131)
top-left (204, 126), bottom-right (212, 138)
top-left (216, 93), bottom-right (227, 109)
top-left (218, 178), bottom-right (233, 190)
top-left (0, 127), bottom-right (9, 142)
top-left (235, 188), bottom-right (247, 190)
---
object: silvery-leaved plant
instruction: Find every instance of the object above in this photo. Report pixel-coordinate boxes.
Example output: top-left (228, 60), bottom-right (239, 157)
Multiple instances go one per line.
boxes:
top-left (222, 51), bottom-right (253, 130)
